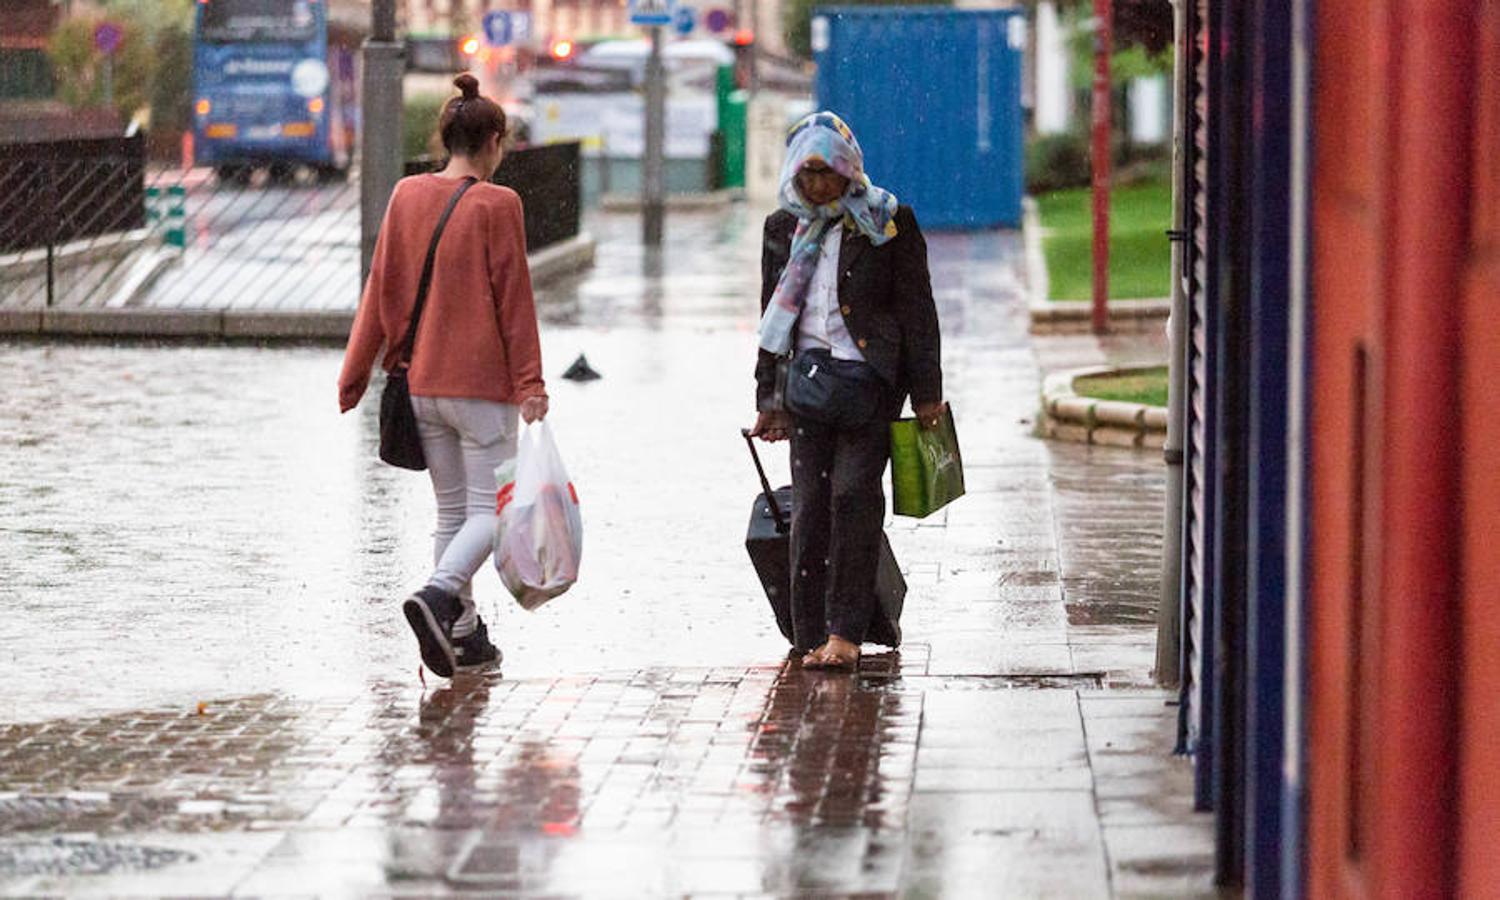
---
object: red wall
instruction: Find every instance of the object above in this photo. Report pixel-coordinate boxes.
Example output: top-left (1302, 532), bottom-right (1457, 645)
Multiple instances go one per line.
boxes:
top-left (0, 0), bottom-right (59, 47)
top-left (1458, 4), bottom-right (1500, 896)
top-left (1307, 1), bottom-right (1482, 897)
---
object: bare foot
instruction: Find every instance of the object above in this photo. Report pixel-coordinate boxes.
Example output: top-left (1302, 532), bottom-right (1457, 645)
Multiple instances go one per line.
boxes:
top-left (799, 641), bottom-right (829, 667)
top-left (802, 635), bottom-right (860, 670)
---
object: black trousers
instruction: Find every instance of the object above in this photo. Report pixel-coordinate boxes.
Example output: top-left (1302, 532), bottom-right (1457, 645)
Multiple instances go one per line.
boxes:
top-left (788, 414), bottom-right (891, 651)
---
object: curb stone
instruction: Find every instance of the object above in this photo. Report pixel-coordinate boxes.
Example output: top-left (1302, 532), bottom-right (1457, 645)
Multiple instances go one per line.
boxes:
top-left (599, 190), bottom-right (742, 212)
top-left (1041, 364), bottom-right (1167, 451)
top-left (1021, 196), bottom-right (1173, 335)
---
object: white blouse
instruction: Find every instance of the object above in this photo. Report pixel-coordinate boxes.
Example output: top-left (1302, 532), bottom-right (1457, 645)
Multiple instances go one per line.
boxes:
top-left (796, 224), bottom-right (865, 362)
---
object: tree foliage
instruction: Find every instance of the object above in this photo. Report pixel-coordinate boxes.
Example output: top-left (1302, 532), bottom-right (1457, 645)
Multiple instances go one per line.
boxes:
top-left (48, 16), bottom-right (156, 118)
top-left (1049, 0), bottom-right (1173, 56)
top-left (150, 24), bottom-right (193, 135)
top-left (47, 0), bottom-right (195, 130)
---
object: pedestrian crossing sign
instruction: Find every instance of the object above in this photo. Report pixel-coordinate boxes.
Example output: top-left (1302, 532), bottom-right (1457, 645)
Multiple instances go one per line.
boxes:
top-left (629, 0), bottom-right (675, 27)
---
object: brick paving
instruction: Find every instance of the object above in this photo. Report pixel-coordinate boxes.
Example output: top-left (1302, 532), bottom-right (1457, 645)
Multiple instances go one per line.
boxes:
top-left (0, 208), bottom-right (1217, 897)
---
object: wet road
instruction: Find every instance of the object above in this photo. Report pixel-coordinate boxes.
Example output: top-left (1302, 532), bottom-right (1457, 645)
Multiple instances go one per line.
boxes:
top-left (0, 208), bottom-right (777, 721)
top-left (0, 206), bottom-right (1213, 897)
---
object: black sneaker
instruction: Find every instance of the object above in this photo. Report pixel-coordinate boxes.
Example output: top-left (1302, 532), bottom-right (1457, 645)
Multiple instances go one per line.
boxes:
top-left (402, 586), bottom-right (462, 678)
top-left (453, 619), bottom-right (502, 673)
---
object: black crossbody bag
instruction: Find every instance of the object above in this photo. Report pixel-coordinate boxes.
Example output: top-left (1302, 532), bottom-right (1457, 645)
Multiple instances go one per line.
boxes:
top-left (780, 347), bottom-right (887, 429)
top-left (378, 177), bottom-right (477, 470)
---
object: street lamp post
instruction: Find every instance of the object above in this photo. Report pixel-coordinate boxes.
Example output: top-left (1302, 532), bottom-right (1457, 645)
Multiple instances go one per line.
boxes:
top-left (1090, 0), bottom-right (1113, 335)
top-left (360, 0), bottom-right (405, 286)
top-left (643, 26), bottom-right (666, 246)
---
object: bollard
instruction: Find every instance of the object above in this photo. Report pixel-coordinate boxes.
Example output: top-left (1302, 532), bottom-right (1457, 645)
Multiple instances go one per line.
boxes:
top-left (146, 186), bottom-right (162, 233)
top-left (165, 185), bottom-right (186, 249)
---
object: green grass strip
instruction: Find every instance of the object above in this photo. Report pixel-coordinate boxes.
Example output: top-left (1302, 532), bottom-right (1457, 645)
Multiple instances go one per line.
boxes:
top-left (1073, 366), bottom-right (1170, 408)
top-left (1036, 181), bottom-right (1171, 301)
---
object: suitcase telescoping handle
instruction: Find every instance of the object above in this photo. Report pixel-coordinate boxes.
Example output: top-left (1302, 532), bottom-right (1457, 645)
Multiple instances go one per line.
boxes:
top-left (741, 428), bottom-right (789, 534)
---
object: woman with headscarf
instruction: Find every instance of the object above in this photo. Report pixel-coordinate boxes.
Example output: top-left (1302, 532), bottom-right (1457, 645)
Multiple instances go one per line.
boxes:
top-left (750, 112), bottom-right (945, 671)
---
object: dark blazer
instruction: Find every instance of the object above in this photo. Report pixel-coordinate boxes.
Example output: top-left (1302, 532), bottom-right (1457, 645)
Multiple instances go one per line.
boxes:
top-left (755, 205), bottom-right (942, 413)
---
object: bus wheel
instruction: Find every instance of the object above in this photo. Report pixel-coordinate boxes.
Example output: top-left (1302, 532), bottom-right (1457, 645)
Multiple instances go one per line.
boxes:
top-left (267, 162), bottom-right (297, 184)
top-left (314, 164), bottom-right (348, 185)
top-left (215, 164), bottom-right (251, 186)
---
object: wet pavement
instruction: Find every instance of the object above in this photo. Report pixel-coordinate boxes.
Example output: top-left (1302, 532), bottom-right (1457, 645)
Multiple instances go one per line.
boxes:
top-left (0, 206), bottom-right (1216, 896)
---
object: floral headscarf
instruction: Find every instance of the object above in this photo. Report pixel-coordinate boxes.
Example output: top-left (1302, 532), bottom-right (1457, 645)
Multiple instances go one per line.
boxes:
top-left (757, 112), bottom-right (899, 356)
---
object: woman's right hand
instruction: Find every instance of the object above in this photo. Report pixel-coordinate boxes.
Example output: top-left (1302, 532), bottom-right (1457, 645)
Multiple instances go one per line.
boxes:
top-left (338, 375), bottom-right (368, 414)
top-left (520, 395), bottom-right (549, 424)
top-left (750, 410), bottom-right (792, 442)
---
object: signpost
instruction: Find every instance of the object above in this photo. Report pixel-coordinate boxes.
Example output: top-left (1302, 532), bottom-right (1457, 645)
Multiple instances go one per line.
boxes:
top-left (631, 0), bottom-right (674, 246)
top-left (629, 0), bottom-right (675, 27)
top-left (482, 11), bottom-right (531, 47)
top-left (94, 22), bottom-right (123, 107)
top-left (703, 8), bottom-right (733, 34)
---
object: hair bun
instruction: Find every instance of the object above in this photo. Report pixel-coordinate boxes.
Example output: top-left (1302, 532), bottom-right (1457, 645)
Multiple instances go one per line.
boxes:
top-left (453, 73), bottom-right (480, 99)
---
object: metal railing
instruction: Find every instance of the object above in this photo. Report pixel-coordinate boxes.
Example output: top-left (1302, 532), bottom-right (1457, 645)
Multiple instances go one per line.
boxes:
top-left (0, 135), bottom-right (147, 308)
top-left (405, 141), bottom-right (583, 252)
top-left (1, 136), bottom-right (583, 314)
top-left (0, 133), bottom-right (361, 312)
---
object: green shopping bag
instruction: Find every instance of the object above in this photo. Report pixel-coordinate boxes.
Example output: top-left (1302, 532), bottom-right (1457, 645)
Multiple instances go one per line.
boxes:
top-left (890, 404), bottom-right (965, 518)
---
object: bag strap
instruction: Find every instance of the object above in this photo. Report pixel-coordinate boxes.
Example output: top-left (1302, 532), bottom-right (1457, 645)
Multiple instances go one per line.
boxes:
top-left (396, 177), bottom-right (477, 365)
top-left (740, 428), bottom-right (788, 533)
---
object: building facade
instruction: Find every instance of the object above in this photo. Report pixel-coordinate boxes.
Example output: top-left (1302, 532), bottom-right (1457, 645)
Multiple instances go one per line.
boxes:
top-left (1170, 1), bottom-right (1499, 896)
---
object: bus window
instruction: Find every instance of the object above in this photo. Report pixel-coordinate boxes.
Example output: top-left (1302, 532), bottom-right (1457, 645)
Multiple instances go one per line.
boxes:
top-left (200, 0), bottom-right (318, 44)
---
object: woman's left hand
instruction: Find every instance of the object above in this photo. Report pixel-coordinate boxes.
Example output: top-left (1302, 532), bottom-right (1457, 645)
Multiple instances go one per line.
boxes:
top-left (914, 400), bottom-right (947, 430)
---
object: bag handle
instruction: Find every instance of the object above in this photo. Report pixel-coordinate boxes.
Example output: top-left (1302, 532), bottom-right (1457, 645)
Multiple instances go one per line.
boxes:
top-left (740, 428), bottom-right (788, 533)
top-left (395, 176), bottom-right (477, 365)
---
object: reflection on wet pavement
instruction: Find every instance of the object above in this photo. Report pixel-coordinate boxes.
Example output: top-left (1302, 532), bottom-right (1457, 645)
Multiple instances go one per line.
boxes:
top-left (0, 206), bottom-right (1214, 896)
top-left (0, 664), bottom-right (921, 894)
top-left (1049, 444), bottom-right (1166, 627)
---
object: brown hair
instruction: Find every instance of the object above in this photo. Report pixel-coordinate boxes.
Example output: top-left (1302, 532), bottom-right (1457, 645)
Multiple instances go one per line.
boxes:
top-left (438, 74), bottom-right (507, 157)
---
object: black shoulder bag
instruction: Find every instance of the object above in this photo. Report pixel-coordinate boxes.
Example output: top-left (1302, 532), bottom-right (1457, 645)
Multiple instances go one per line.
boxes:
top-left (378, 177), bottom-right (477, 470)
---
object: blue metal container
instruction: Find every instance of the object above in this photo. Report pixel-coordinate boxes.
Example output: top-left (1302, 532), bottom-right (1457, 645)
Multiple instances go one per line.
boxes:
top-left (812, 7), bottom-right (1026, 230)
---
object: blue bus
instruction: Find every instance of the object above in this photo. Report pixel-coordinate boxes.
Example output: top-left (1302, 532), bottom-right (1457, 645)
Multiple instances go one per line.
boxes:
top-left (192, 0), bottom-right (361, 182)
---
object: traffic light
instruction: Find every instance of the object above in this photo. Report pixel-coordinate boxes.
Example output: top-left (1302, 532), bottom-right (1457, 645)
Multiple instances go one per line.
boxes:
top-left (732, 30), bottom-right (754, 89)
top-left (459, 35), bottom-right (480, 57)
top-left (549, 39), bottom-right (575, 62)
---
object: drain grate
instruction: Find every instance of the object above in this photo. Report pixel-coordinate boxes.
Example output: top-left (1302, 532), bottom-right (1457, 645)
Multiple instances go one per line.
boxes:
top-left (0, 836), bottom-right (195, 878)
top-left (902, 672), bottom-right (1107, 690)
top-left (0, 793), bottom-right (111, 830)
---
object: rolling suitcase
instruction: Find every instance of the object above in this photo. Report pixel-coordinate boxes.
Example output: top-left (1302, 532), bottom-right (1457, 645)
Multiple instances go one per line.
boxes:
top-left (742, 429), bottom-right (905, 648)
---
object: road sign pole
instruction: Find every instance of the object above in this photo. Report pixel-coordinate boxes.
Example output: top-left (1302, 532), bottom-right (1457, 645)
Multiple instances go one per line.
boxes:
top-left (643, 25), bottom-right (666, 246)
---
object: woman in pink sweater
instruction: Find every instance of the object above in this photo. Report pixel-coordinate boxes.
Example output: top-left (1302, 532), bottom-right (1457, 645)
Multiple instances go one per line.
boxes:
top-left (338, 74), bottom-right (547, 678)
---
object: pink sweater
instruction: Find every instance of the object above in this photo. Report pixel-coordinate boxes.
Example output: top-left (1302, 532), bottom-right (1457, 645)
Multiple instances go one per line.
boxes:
top-left (340, 174), bottom-right (546, 404)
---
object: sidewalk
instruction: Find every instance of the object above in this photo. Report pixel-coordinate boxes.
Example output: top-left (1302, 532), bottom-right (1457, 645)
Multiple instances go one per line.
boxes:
top-left (0, 207), bottom-right (1213, 897)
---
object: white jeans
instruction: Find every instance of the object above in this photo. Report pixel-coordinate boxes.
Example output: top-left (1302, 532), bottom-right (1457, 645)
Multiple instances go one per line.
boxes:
top-left (411, 395), bottom-right (518, 638)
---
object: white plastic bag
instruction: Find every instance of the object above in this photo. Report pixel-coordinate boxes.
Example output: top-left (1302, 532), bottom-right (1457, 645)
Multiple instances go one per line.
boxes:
top-left (493, 421), bottom-right (583, 610)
